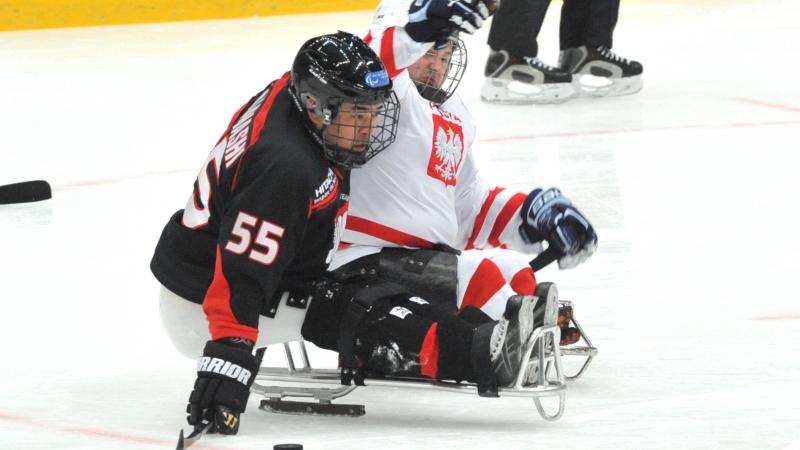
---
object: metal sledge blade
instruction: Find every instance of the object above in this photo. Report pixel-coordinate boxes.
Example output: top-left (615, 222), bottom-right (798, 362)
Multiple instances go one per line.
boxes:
top-left (260, 399), bottom-right (365, 417)
top-left (176, 421), bottom-right (211, 450)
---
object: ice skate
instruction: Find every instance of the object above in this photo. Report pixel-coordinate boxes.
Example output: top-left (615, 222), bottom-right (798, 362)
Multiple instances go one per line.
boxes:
top-left (481, 50), bottom-right (575, 104)
top-left (558, 45), bottom-right (643, 97)
top-left (471, 295), bottom-right (539, 396)
top-left (525, 282), bottom-right (559, 385)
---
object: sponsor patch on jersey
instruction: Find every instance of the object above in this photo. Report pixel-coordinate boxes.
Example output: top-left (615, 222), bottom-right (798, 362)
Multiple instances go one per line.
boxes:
top-left (427, 114), bottom-right (465, 187)
top-left (364, 70), bottom-right (390, 88)
top-left (311, 168), bottom-right (339, 210)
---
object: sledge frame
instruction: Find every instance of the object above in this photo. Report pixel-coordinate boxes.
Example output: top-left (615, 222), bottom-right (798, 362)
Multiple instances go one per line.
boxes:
top-left (559, 300), bottom-right (599, 381)
top-left (252, 320), bottom-right (593, 422)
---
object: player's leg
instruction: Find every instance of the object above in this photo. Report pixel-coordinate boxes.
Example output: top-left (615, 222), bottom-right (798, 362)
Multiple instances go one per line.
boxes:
top-left (300, 279), bottom-right (541, 396)
top-left (456, 249), bottom-right (578, 345)
top-left (456, 249), bottom-right (536, 319)
top-left (487, 0), bottom-right (548, 59)
top-left (482, 0), bottom-right (574, 104)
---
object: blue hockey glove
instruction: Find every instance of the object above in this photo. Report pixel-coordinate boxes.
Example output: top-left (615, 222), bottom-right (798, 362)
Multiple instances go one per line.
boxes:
top-left (406, 0), bottom-right (491, 44)
top-left (186, 338), bottom-right (259, 435)
top-left (519, 188), bottom-right (598, 269)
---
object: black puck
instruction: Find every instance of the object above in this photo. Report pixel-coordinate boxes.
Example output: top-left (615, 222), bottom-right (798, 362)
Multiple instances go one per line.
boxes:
top-left (274, 445), bottom-right (303, 450)
top-left (0, 180), bottom-right (52, 205)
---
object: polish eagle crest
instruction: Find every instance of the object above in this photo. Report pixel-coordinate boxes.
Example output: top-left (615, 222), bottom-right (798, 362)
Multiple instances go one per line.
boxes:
top-left (427, 117), bottom-right (464, 186)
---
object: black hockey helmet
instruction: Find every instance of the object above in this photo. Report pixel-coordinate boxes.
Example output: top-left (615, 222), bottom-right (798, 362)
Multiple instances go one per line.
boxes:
top-left (290, 31), bottom-right (400, 168)
top-left (408, 34), bottom-right (467, 105)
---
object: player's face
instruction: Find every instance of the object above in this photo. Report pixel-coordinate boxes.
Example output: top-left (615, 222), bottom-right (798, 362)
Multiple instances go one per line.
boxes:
top-left (408, 43), bottom-right (453, 90)
top-left (322, 101), bottom-right (382, 152)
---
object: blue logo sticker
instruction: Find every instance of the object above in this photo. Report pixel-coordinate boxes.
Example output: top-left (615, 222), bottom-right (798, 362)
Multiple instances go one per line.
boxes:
top-left (364, 70), bottom-right (390, 88)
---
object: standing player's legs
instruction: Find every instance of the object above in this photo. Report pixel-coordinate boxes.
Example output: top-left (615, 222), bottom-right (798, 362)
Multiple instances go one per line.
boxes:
top-left (482, 0), bottom-right (575, 104)
top-left (488, 0), bottom-right (550, 58)
top-left (559, 0), bottom-right (618, 49)
top-left (558, 0), bottom-right (643, 96)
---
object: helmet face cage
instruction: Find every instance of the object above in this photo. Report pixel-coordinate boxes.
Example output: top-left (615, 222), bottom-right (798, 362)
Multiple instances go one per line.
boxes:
top-left (410, 37), bottom-right (467, 105)
top-left (316, 90), bottom-right (400, 168)
top-left (290, 31), bottom-right (400, 168)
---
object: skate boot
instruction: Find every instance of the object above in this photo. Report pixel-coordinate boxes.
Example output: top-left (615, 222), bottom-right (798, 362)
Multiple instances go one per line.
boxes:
top-left (558, 45), bottom-right (643, 97)
top-left (472, 295), bottom-right (538, 396)
top-left (481, 50), bottom-right (575, 104)
top-left (525, 282), bottom-right (560, 385)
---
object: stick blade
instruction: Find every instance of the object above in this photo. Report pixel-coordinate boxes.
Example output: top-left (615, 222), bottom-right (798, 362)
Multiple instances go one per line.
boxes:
top-left (0, 180), bottom-right (52, 205)
top-left (176, 422), bottom-right (211, 450)
top-left (176, 429), bottom-right (185, 450)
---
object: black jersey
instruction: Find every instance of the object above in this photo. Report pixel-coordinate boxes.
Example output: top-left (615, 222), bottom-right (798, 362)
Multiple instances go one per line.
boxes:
top-left (151, 73), bottom-right (349, 343)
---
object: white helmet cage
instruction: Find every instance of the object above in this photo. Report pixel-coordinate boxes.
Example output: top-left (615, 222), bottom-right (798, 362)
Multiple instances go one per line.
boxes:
top-left (410, 36), bottom-right (468, 105)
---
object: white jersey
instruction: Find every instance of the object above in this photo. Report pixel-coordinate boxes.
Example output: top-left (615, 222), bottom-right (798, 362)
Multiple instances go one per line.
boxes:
top-left (331, 27), bottom-right (538, 271)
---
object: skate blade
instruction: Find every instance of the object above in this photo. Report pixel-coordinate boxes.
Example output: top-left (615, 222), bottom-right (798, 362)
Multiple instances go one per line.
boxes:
top-left (481, 79), bottom-right (575, 105)
top-left (573, 74), bottom-right (643, 98)
top-left (260, 399), bottom-right (365, 417)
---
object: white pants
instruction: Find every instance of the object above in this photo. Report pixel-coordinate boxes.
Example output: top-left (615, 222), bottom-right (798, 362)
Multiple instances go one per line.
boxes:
top-left (158, 285), bottom-right (307, 359)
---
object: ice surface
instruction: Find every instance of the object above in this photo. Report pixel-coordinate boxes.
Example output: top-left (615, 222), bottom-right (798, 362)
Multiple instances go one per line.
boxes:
top-left (1, 1), bottom-right (799, 448)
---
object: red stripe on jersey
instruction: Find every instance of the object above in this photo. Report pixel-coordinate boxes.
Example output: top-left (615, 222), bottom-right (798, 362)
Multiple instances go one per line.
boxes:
top-left (218, 101), bottom-right (251, 146)
top-left (338, 201), bottom-right (349, 214)
top-left (380, 27), bottom-right (401, 78)
top-left (346, 215), bottom-right (433, 248)
top-left (510, 267), bottom-right (537, 296)
top-left (419, 323), bottom-right (440, 379)
top-left (487, 192), bottom-right (526, 248)
top-left (459, 259), bottom-right (506, 311)
top-left (231, 72), bottom-right (291, 191)
top-left (363, 30), bottom-right (373, 45)
top-left (203, 246), bottom-right (259, 342)
top-left (466, 187), bottom-right (505, 250)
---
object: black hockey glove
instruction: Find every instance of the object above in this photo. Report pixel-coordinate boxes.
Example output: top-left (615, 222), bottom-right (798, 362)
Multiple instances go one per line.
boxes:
top-left (186, 338), bottom-right (259, 435)
top-left (519, 188), bottom-right (598, 269)
top-left (406, 0), bottom-right (491, 45)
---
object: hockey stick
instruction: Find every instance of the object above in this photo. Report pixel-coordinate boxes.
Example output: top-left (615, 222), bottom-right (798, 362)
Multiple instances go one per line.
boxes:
top-left (175, 347), bottom-right (265, 449)
top-left (529, 246), bottom-right (559, 272)
top-left (0, 180), bottom-right (52, 205)
top-left (176, 421), bottom-right (212, 450)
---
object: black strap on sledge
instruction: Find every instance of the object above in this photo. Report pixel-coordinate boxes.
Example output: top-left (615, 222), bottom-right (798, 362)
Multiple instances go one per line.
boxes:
top-left (337, 282), bottom-right (408, 386)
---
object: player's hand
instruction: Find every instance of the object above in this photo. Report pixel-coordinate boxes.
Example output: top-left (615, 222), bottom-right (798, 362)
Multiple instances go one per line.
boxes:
top-left (406, 0), bottom-right (491, 44)
top-left (519, 188), bottom-right (597, 269)
top-left (186, 339), bottom-right (259, 435)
